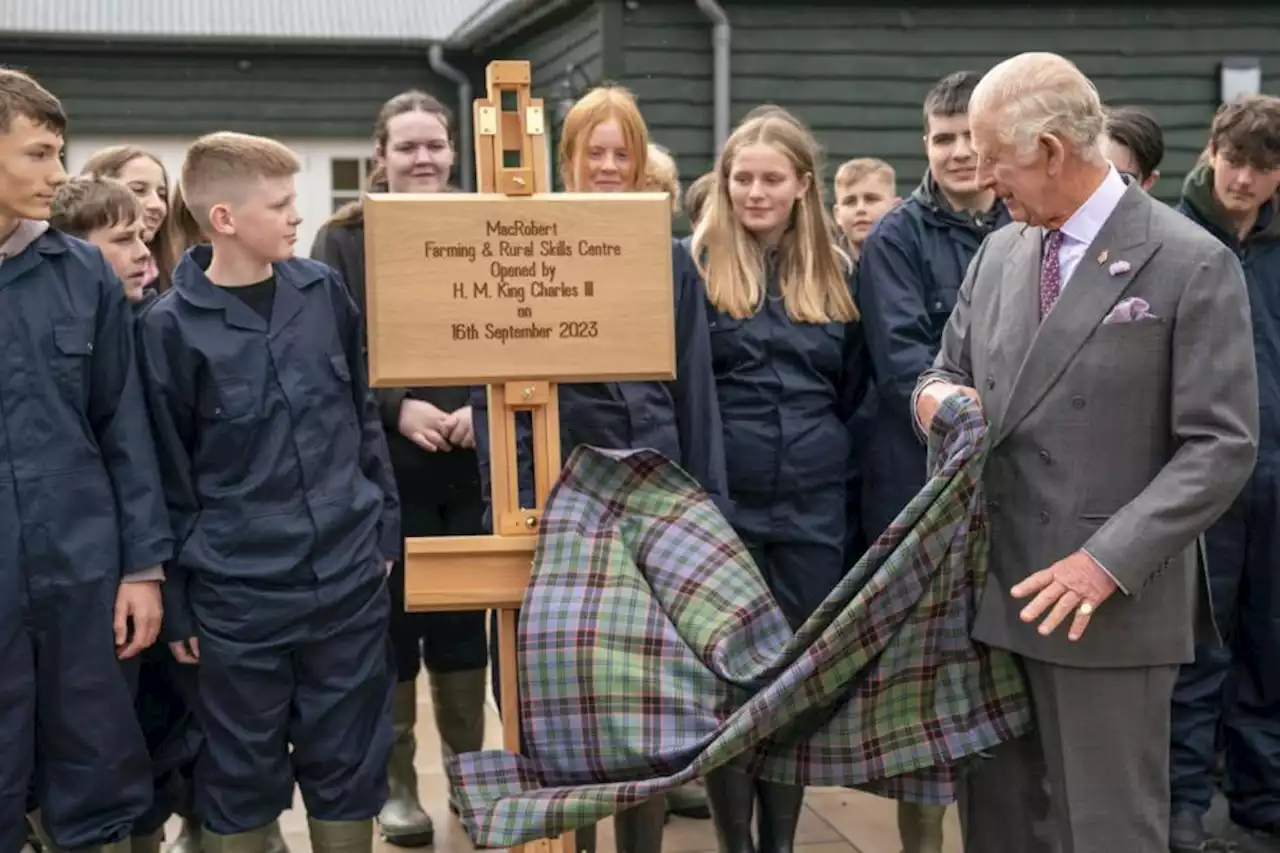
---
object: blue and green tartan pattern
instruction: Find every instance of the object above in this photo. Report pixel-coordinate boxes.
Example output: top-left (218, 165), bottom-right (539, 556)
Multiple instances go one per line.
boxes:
top-left (445, 395), bottom-right (1033, 847)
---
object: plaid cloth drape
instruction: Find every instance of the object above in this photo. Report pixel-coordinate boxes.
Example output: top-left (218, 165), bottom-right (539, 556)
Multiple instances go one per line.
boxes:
top-left (446, 394), bottom-right (1032, 847)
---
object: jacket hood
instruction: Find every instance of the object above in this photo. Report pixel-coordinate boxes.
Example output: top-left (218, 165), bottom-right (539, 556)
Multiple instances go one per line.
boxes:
top-left (1182, 162), bottom-right (1280, 244)
top-left (910, 171), bottom-right (1004, 236)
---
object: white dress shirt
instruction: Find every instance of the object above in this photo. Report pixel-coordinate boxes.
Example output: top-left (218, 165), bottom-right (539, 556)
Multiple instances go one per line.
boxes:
top-left (1051, 165), bottom-right (1128, 293)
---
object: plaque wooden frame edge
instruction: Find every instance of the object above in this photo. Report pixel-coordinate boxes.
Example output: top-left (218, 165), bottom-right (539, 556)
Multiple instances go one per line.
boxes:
top-left (361, 190), bottom-right (677, 390)
top-left (389, 60), bottom-right (584, 853)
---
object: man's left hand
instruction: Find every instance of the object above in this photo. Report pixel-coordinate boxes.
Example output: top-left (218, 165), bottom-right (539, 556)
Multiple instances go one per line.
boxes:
top-left (1011, 551), bottom-right (1117, 642)
top-left (115, 579), bottom-right (163, 660)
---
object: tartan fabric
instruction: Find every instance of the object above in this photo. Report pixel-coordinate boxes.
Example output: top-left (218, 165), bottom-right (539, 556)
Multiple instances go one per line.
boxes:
top-left (446, 394), bottom-right (1033, 847)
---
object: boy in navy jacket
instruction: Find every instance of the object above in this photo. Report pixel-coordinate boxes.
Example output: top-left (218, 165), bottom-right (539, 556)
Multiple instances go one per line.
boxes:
top-left (0, 69), bottom-right (174, 853)
top-left (136, 131), bottom-right (399, 851)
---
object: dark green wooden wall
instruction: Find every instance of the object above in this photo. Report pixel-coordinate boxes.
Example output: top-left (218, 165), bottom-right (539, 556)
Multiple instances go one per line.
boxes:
top-left (491, 1), bottom-right (612, 188)
top-left (0, 39), bottom-right (470, 139)
top-left (618, 2), bottom-right (1280, 204)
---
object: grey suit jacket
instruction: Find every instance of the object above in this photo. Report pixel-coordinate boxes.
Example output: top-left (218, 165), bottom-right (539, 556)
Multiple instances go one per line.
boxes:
top-left (918, 184), bottom-right (1259, 668)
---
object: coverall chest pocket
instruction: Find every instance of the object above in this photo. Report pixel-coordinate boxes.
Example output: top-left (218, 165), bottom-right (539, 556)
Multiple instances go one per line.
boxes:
top-left (50, 318), bottom-right (95, 402)
top-left (198, 379), bottom-right (257, 423)
top-left (327, 353), bottom-right (361, 431)
top-left (709, 316), bottom-right (747, 372)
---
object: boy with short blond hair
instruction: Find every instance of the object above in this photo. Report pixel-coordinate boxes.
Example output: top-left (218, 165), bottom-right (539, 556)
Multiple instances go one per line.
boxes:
top-left (137, 130), bottom-right (400, 852)
top-left (832, 157), bottom-right (899, 256)
top-left (51, 175), bottom-right (153, 303)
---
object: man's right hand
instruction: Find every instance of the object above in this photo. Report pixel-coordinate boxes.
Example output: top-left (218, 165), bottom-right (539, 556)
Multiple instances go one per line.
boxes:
top-left (398, 399), bottom-right (454, 452)
top-left (915, 381), bottom-right (982, 434)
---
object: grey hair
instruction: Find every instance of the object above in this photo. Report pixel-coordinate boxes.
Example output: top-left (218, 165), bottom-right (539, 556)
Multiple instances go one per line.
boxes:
top-left (971, 52), bottom-right (1106, 164)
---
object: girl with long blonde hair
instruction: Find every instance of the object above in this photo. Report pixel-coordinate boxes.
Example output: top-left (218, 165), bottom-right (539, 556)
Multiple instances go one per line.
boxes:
top-left (691, 109), bottom-right (868, 853)
top-left (470, 83), bottom-right (729, 848)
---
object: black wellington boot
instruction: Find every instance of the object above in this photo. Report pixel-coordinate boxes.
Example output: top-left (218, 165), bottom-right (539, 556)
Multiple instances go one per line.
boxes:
top-left (704, 767), bottom-right (757, 853)
top-left (613, 797), bottom-right (667, 853)
top-left (755, 780), bottom-right (804, 853)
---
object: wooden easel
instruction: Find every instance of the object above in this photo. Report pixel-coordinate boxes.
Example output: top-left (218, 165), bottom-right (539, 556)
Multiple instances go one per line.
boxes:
top-left (362, 59), bottom-right (675, 853)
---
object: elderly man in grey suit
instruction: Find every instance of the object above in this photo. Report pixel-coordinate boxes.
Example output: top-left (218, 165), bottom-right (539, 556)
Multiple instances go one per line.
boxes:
top-left (913, 52), bottom-right (1260, 853)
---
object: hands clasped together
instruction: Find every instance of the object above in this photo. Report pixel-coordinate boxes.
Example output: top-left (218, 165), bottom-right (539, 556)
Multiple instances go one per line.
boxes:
top-left (398, 400), bottom-right (475, 453)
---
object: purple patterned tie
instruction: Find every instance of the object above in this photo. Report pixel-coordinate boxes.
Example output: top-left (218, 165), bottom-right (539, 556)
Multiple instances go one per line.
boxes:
top-left (1039, 229), bottom-right (1064, 320)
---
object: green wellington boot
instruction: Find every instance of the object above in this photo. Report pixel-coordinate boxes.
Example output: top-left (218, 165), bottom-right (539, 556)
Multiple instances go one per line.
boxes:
top-left (378, 680), bottom-right (435, 847)
top-left (307, 818), bottom-right (374, 853)
top-left (429, 667), bottom-right (488, 813)
top-left (198, 826), bottom-right (270, 853)
top-left (167, 817), bottom-right (288, 853)
top-left (896, 802), bottom-right (946, 853)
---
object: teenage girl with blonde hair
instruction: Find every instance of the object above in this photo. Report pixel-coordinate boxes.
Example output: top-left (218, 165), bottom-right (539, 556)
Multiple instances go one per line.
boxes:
top-left (691, 108), bottom-right (868, 853)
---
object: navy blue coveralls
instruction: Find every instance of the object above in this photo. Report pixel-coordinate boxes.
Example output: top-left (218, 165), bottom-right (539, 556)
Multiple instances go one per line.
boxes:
top-left (312, 217), bottom-right (489, 681)
top-left (1170, 167), bottom-right (1280, 834)
top-left (126, 288), bottom-right (203, 837)
top-left (473, 239), bottom-right (730, 713)
top-left (0, 229), bottom-right (174, 852)
top-left (135, 246), bottom-right (401, 835)
top-left (705, 253), bottom-right (869, 631)
top-left (855, 174), bottom-right (1008, 543)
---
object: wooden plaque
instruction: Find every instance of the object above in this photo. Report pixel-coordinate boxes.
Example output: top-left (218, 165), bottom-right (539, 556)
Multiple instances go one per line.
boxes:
top-left (363, 192), bottom-right (676, 388)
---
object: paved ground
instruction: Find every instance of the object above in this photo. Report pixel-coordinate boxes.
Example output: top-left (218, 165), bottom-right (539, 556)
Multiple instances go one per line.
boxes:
top-left (153, 674), bottom-right (1280, 853)
top-left (164, 677), bottom-right (963, 853)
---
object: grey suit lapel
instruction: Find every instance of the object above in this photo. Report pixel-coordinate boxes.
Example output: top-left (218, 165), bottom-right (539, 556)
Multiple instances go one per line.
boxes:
top-left (997, 185), bottom-right (1162, 438)
top-left (986, 226), bottom-right (1041, 433)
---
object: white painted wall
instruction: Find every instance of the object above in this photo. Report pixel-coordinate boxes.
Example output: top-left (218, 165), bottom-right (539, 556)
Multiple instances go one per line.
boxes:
top-left (66, 136), bottom-right (374, 261)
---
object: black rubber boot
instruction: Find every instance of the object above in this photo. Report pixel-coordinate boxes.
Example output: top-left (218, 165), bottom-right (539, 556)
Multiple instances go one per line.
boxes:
top-left (755, 780), bottom-right (804, 853)
top-left (704, 767), bottom-right (757, 853)
top-left (614, 797), bottom-right (667, 853)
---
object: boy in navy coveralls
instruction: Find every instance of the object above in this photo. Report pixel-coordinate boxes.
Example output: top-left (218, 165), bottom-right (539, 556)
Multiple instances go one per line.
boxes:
top-left (0, 69), bottom-right (174, 853)
top-left (137, 131), bottom-right (399, 852)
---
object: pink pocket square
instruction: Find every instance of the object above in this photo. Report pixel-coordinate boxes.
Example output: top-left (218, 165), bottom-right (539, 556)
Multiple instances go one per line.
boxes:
top-left (1103, 297), bottom-right (1158, 325)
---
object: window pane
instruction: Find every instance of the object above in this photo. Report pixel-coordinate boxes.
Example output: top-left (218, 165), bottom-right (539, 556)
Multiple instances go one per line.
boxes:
top-left (331, 158), bottom-right (360, 192)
